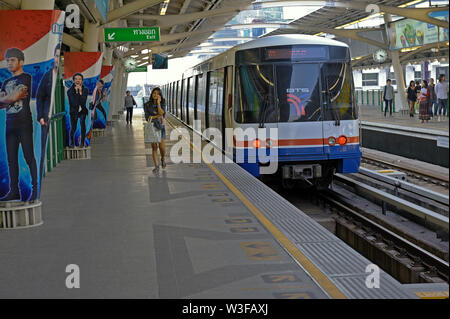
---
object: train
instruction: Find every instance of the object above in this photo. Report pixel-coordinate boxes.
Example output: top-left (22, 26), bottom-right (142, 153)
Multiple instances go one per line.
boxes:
top-left (162, 34), bottom-right (361, 189)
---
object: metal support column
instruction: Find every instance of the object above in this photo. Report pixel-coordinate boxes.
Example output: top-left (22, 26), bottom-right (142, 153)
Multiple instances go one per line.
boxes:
top-left (384, 14), bottom-right (408, 113)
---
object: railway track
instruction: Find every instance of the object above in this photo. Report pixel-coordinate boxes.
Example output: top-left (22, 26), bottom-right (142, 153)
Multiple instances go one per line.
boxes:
top-left (272, 174), bottom-right (449, 284)
top-left (361, 155), bottom-right (449, 189)
top-left (322, 185), bottom-right (449, 284)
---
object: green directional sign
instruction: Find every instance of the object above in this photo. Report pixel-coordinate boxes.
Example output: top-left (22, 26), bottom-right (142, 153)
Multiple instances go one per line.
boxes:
top-left (104, 27), bottom-right (160, 42)
top-left (127, 66), bottom-right (148, 73)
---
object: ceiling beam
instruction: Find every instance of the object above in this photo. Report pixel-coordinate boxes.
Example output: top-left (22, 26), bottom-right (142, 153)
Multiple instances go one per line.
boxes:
top-left (104, 0), bottom-right (165, 25)
top-left (127, 6), bottom-right (243, 27)
top-left (123, 29), bottom-right (216, 56)
top-left (253, 0), bottom-right (449, 29)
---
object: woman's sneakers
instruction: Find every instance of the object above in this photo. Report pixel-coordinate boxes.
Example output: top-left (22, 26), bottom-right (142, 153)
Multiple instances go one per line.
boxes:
top-left (161, 158), bottom-right (167, 169)
top-left (153, 166), bottom-right (160, 173)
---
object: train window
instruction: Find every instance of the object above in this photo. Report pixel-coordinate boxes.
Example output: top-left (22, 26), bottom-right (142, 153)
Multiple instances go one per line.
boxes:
top-left (177, 80), bottom-right (182, 118)
top-left (197, 73), bottom-right (207, 132)
top-left (184, 78), bottom-right (189, 125)
top-left (235, 64), bottom-right (275, 124)
top-left (208, 69), bottom-right (225, 131)
top-left (321, 62), bottom-right (357, 121)
top-left (276, 64), bottom-right (321, 122)
top-left (188, 77), bottom-right (195, 122)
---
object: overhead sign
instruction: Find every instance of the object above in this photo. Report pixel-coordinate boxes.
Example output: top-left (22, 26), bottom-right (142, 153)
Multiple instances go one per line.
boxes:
top-left (127, 66), bottom-right (148, 73)
top-left (104, 27), bottom-right (160, 42)
top-left (388, 11), bottom-right (449, 50)
top-left (152, 53), bottom-right (168, 69)
top-left (94, 0), bottom-right (109, 22)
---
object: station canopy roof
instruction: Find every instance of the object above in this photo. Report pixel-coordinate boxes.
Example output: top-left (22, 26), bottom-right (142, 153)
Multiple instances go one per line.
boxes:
top-left (58, 0), bottom-right (449, 62)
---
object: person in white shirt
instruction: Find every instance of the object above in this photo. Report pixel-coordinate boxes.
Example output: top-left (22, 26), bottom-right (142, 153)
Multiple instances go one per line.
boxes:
top-left (435, 74), bottom-right (449, 121)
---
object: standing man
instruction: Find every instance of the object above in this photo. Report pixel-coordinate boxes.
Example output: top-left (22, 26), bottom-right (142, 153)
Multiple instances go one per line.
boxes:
top-left (0, 48), bottom-right (38, 201)
top-left (36, 44), bottom-right (60, 187)
top-left (429, 78), bottom-right (437, 120)
top-left (125, 90), bottom-right (136, 124)
top-left (67, 73), bottom-right (89, 147)
top-left (435, 74), bottom-right (449, 122)
top-left (382, 79), bottom-right (395, 117)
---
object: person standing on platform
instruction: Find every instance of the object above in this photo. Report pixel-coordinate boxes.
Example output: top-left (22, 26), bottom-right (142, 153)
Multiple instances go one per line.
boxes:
top-left (144, 88), bottom-right (167, 173)
top-left (435, 74), bottom-right (449, 122)
top-left (429, 78), bottom-right (437, 120)
top-left (67, 73), bottom-right (89, 148)
top-left (36, 44), bottom-right (60, 188)
top-left (418, 80), bottom-right (430, 124)
top-left (406, 81), bottom-right (417, 118)
top-left (382, 79), bottom-right (395, 117)
top-left (124, 90), bottom-right (136, 124)
top-left (0, 48), bottom-right (38, 201)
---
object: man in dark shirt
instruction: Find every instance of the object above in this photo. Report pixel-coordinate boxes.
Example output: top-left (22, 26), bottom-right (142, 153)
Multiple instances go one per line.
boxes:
top-left (0, 48), bottom-right (38, 201)
top-left (36, 44), bottom-right (60, 185)
top-left (67, 73), bottom-right (88, 147)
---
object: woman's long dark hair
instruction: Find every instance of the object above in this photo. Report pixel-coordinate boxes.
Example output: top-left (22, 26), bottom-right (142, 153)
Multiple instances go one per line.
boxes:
top-left (422, 80), bottom-right (428, 88)
top-left (150, 87), bottom-right (165, 104)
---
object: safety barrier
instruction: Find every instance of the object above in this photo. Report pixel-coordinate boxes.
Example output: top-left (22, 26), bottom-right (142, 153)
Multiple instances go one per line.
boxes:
top-left (0, 201), bottom-right (43, 229)
top-left (64, 147), bottom-right (92, 160)
top-left (356, 89), bottom-right (396, 112)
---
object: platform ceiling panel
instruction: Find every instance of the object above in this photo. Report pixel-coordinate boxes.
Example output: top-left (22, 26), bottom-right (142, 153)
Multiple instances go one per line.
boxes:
top-left (266, 0), bottom-right (412, 37)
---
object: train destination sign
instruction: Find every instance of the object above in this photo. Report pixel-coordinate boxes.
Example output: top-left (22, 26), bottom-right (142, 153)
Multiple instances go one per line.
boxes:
top-left (104, 27), bottom-right (160, 42)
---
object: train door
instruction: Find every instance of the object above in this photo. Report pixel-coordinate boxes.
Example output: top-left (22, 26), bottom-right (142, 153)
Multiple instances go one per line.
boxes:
top-left (275, 63), bottom-right (325, 157)
top-left (223, 66), bottom-right (233, 152)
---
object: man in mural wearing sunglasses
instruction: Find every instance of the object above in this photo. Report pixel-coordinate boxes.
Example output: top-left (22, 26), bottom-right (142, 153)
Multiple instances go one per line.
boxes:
top-left (0, 48), bottom-right (38, 201)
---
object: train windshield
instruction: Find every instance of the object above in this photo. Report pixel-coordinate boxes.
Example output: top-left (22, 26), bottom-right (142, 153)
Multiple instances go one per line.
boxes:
top-left (235, 64), bottom-right (277, 124)
top-left (321, 62), bottom-right (357, 121)
top-left (276, 64), bottom-right (321, 122)
top-left (234, 45), bottom-right (357, 124)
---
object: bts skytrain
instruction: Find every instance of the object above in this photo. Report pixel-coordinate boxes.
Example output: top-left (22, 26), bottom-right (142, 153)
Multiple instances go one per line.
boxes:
top-left (162, 34), bottom-right (361, 189)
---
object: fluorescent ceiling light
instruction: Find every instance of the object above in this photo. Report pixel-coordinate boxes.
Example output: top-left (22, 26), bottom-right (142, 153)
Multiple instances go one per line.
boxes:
top-left (160, 0), bottom-right (170, 16)
top-left (141, 49), bottom-right (149, 54)
top-left (143, 56), bottom-right (149, 60)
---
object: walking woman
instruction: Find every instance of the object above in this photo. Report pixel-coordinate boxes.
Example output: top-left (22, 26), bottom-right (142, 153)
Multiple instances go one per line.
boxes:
top-left (406, 81), bottom-right (417, 117)
top-left (144, 88), bottom-right (167, 172)
top-left (418, 80), bottom-right (430, 123)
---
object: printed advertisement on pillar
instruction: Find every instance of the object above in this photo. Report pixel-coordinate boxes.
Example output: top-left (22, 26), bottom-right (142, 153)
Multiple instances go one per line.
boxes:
top-left (93, 65), bottom-right (114, 129)
top-left (63, 52), bottom-right (103, 148)
top-left (0, 10), bottom-right (65, 203)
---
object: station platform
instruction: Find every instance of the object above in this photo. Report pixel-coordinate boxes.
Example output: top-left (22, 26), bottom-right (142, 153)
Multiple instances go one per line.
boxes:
top-left (0, 111), bottom-right (417, 299)
top-left (360, 106), bottom-right (449, 134)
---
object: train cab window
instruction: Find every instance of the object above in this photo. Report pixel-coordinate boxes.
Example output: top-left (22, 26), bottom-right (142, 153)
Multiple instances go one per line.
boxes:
top-left (235, 64), bottom-right (275, 124)
top-left (322, 62), bottom-right (357, 121)
top-left (275, 64), bottom-right (321, 122)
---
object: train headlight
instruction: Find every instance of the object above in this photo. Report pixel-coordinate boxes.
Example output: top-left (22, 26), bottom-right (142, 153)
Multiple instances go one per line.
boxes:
top-left (338, 135), bottom-right (348, 146)
top-left (328, 137), bottom-right (336, 146)
top-left (252, 139), bottom-right (260, 149)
